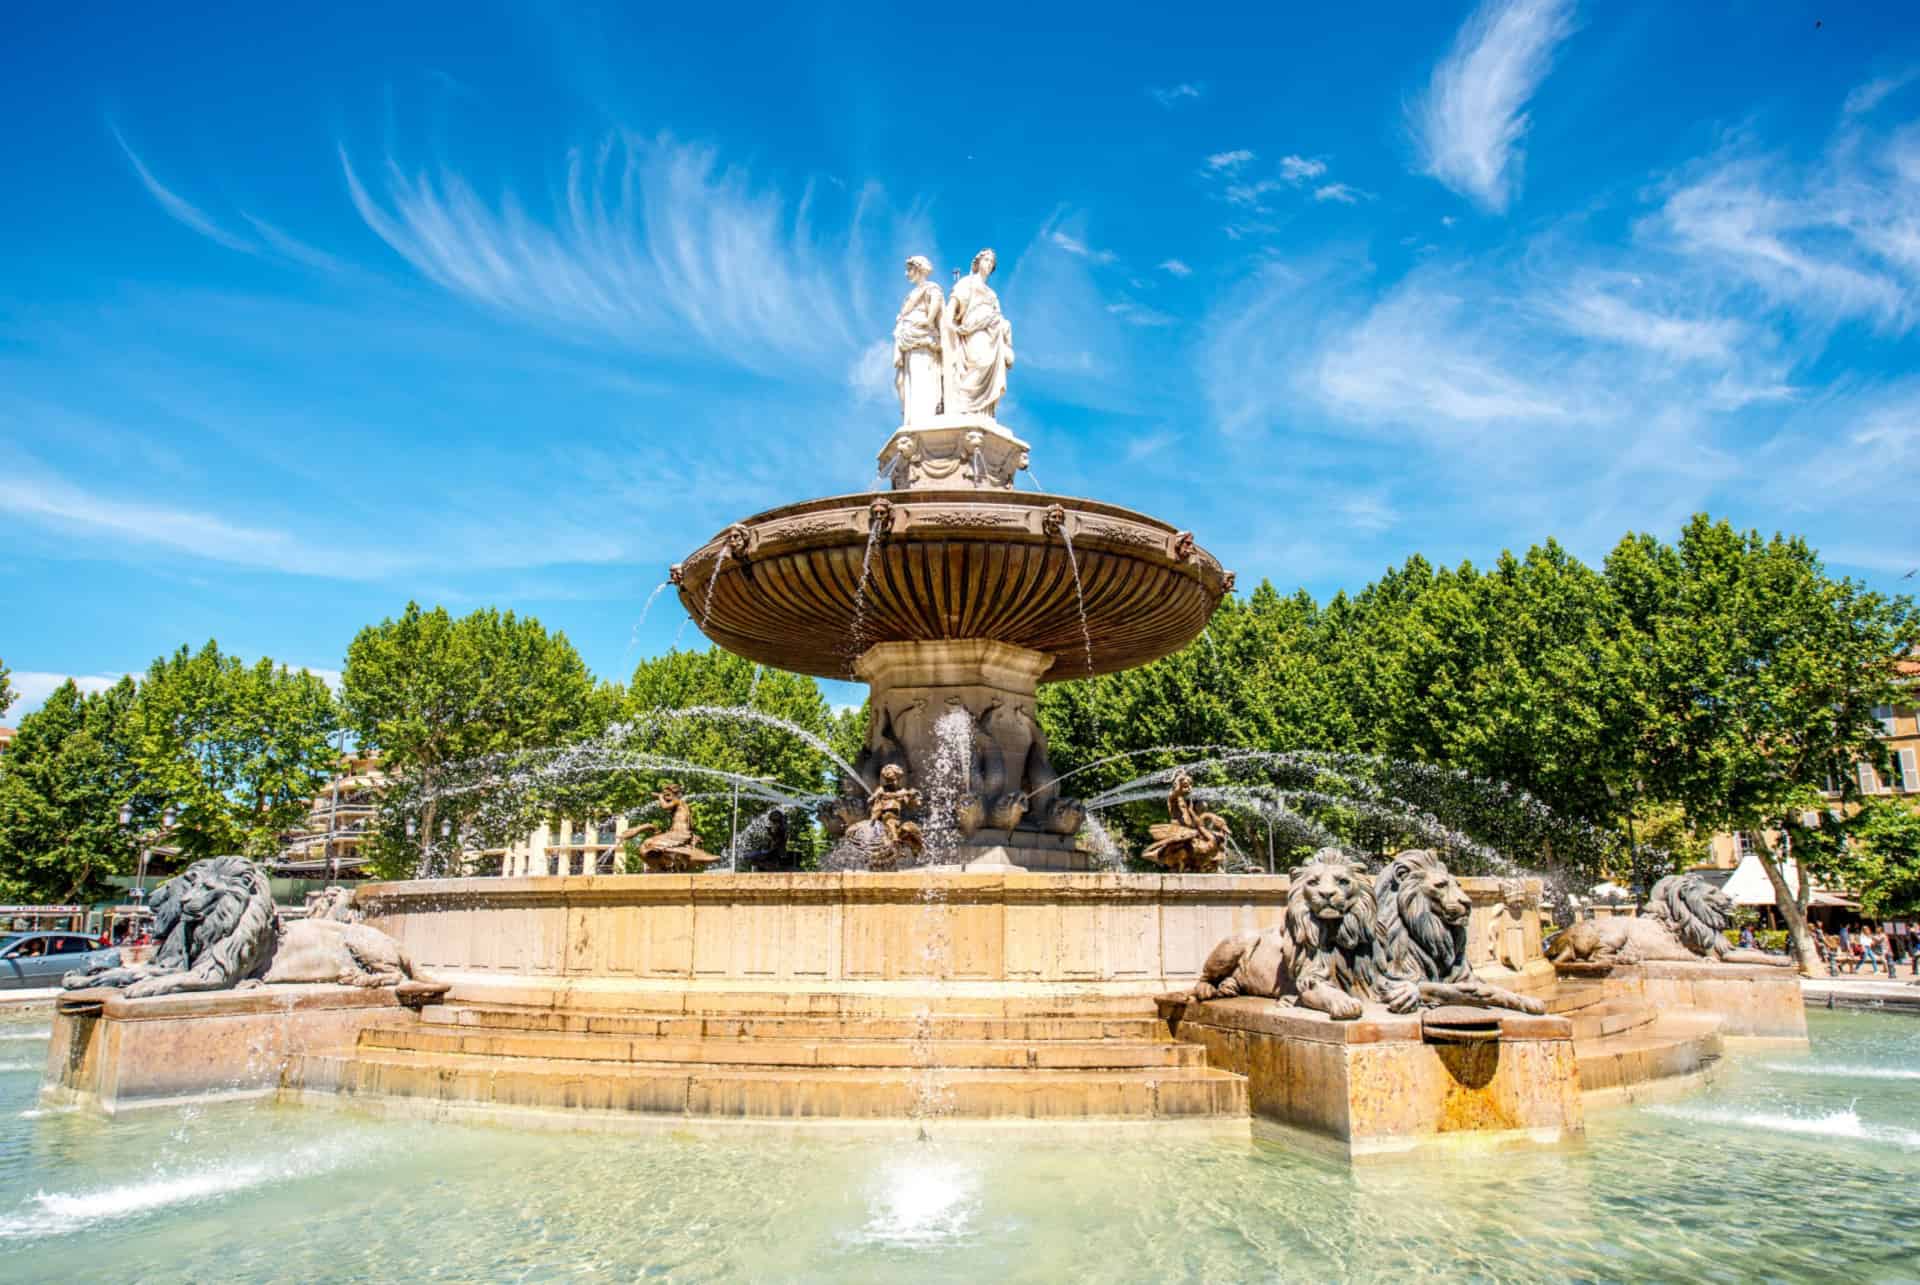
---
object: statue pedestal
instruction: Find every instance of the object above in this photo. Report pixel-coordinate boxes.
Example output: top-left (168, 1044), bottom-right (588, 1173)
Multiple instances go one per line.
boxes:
top-left (1554, 958), bottom-right (1807, 1044)
top-left (41, 985), bottom-right (420, 1114)
top-left (1155, 994), bottom-right (1584, 1161)
top-left (845, 640), bottom-right (1085, 868)
top-left (879, 416), bottom-right (1031, 490)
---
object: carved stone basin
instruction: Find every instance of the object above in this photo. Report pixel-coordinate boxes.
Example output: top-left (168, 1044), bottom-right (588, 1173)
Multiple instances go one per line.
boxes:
top-left (674, 490), bottom-right (1231, 681)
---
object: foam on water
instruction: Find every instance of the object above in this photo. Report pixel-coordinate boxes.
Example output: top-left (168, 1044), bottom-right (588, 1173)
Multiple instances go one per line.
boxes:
top-left (0, 1062), bottom-right (34, 1073)
top-left (0, 1031), bottom-right (50, 1042)
top-left (0, 1136), bottom-right (372, 1240)
top-left (1759, 1061), bottom-right (1920, 1082)
top-left (848, 1156), bottom-right (980, 1251)
top-left (1650, 1103), bottom-right (1920, 1150)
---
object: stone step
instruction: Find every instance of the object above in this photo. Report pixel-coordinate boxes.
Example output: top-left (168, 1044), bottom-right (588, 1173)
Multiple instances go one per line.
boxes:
top-left (1563, 999), bottom-right (1657, 1042)
top-left (1574, 1012), bottom-right (1725, 1097)
top-left (1545, 979), bottom-right (1614, 1015)
top-left (429, 987), bottom-right (1164, 1020)
top-left (418, 1004), bottom-right (1170, 1044)
top-left (287, 1051), bottom-right (1249, 1121)
top-left (360, 1025), bottom-right (1206, 1071)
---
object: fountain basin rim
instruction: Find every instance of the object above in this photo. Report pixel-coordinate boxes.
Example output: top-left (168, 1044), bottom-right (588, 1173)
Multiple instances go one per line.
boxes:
top-left (355, 871), bottom-right (1541, 905)
top-left (673, 490), bottom-right (1231, 680)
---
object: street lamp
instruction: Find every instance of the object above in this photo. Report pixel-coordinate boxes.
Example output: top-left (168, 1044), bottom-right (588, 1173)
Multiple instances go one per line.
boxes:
top-left (119, 805), bottom-right (175, 904)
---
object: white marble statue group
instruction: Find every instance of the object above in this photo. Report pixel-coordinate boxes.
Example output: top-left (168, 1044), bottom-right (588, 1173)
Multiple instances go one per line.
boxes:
top-left (893, 250), bottom-right (1015, 424)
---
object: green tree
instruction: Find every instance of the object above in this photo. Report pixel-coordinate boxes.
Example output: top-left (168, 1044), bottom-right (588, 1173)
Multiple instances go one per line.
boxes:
top-left (1794, 799), bottom-right (1920, 920)
top-left (131, 643), bottom-right (340, 859)
top-left (613, 648), bottom-right (840, 864)
top-left (0, 678), bottom-right (139, 901)
top-left (1605, 516), bottom-right (1919, 973)
top-left (0, 657), bottom-right (14, 720)
top-left (341, 603), bottom-right (597, 876)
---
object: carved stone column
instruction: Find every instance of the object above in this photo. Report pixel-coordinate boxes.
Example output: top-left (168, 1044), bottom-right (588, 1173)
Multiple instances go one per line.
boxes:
top-left (844, 639), bottom-right (1085, 870)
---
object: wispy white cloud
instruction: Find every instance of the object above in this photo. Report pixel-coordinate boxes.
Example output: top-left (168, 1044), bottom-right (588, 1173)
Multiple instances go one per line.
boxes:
top-left (238, 214), bottom-right (349, 275)
top-left (1047, 229), bottom-right (1116, 263)
top-left (1844, 68), bottom-right (1919, 116)
top-left (1414, 0), bottom-right (1577, 213)
top-left (1313, 277), bottom-right (1574, 427)
top-left (846, 338), bottom-right (895, 406)
top-left (1152, 83), bottom-right (1205, 107)
top-left (1545, 277), bottom-right (1748, 362)
top-left (1650, 138), bottom-right (1920, 332)
top-left (1206, 149), bottom-right (1254, 172)
top-left (1123, 431), bottom-right (1179, 462)
top-left (111, 127), bottom-right (257, 253)
top-left (1314, 183), bottom-right (1363, 204)
top-left (1279, 155), bottom-right (1326, 182)
top-left (6, 671), bottom-right (134, 719)
top-left (0, 450), bottom-right (624, 581)
top-left (341, 132), bottom-right (931, 376)
top-left (1105, 299), bottom-right (1176, 327)
top-left (1158, 258), bottom-right (1193, 278)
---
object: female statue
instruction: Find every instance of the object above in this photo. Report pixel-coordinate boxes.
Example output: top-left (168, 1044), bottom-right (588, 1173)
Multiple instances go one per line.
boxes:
top-left (942, 248), bottom-right (1015, 417)
top-left (893, 255), bottom-right (945, 424)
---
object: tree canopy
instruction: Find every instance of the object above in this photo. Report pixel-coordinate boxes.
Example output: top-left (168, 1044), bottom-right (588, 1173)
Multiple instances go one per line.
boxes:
top-left (341, 603), bottom-right (598, 876)
top-left (130, 642), bottom-right (341, 860)
top-left (0, 678), bottom-right (139, 902)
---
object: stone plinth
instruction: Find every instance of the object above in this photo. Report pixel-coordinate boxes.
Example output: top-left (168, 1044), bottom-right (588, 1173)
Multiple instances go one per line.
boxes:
top-left (1156, 995), bottom-right (1584, 1160)
top-left (878, 416), bottom-right (1030, 490)
top-left (41, 985), bottom-right (419, 1114)
top-left (1556, 959), bottom-right (1807, 1044)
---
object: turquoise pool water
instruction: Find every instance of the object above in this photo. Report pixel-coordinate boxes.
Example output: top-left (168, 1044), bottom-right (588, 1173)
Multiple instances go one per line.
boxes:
top-left (2, 1005), bottom-right (1917, 1282)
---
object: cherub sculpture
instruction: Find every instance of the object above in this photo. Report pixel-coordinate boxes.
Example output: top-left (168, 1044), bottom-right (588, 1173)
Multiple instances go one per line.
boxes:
top-left (1140, 771), bottom-right (1232, 873)
top-left (617, 782), bottom-right (723, 873)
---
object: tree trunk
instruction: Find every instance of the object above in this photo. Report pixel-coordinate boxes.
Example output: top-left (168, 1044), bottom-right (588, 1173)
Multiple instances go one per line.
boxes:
top-left (418, 792), bottom-right (438, 879)
top-left (1752, 828), bottom-right (1822, 976)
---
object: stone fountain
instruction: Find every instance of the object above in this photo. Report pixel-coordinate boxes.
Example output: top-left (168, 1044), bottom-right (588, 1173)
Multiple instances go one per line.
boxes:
top-left (33, 248), bottom-right (1806, 1164)
top-left (673, 249), bottom-right (1230, 869)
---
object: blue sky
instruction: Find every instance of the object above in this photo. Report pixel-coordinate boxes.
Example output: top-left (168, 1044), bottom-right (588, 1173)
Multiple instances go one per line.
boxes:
top-left (6, 1), bottom-right (1920, 716)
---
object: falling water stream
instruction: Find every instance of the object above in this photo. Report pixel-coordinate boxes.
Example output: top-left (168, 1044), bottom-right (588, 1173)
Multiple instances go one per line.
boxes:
top-left (1055, 527), bottom-right (1096, 677)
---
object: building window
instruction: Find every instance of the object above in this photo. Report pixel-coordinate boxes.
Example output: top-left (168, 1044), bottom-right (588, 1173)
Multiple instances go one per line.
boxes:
top-left (1900, 747), bottom-right (1920, 794)
top-left (1874, 704), bottom-right (1898, 735)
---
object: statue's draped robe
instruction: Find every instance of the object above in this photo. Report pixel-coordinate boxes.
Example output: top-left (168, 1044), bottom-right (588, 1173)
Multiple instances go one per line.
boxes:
top-left (942, 273), bottom-right (1014, 416)
top-left (893, 280), bottom-right (945, 423)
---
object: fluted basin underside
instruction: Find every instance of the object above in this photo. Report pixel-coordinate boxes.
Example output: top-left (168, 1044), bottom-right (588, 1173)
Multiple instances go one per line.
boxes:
top-left (676, 491), bottom-right (1230, 680)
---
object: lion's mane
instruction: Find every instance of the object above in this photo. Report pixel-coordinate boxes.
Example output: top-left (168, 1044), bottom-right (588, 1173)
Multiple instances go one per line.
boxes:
top-left (1371, 849), bottom-right (1470, 986)
top-left (1647, 874), bottom-right (1732, 958)
top-left (179, 857), bottom-right (280, 989)
top-left (63, 856), bottom-right (279, 996)
top-left (1283, 858), bottom-right (1384, 997)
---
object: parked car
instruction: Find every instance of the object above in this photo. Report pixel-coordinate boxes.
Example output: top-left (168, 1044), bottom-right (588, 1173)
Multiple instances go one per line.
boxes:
top-left (0, 932), bottom-right (120, 989)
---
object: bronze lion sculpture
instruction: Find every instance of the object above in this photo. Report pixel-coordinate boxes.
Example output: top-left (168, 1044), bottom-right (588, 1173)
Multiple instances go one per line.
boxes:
top-left (1187, 852), bottom-right (1387, 1020)
top-left (1370, 849), bottom-right (1546, 1015)
top-left (1545, 872), bottom-right (1779, 967)
top-left (65, 856), bottom-right (425, 997)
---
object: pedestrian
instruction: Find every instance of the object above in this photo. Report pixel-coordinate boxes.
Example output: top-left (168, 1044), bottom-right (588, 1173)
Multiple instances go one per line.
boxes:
top-left (1739, 923), bottom-right (1758, 951)
top-left (1860, 926), bottom-right (1885, 977)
